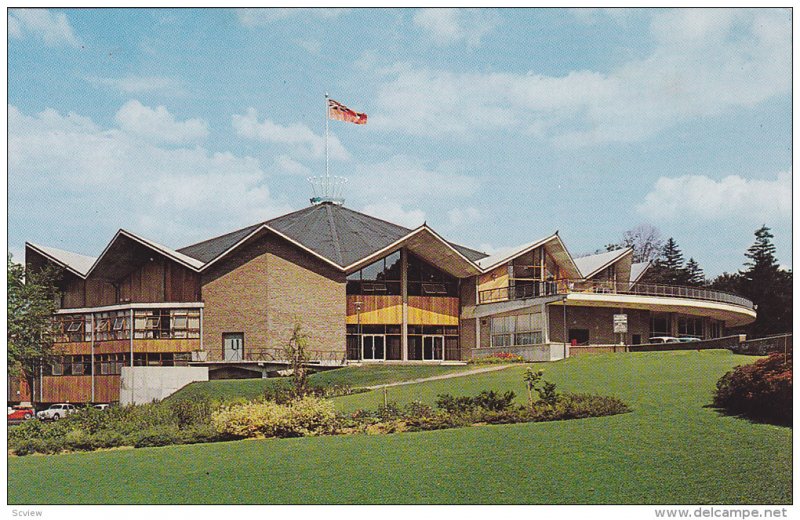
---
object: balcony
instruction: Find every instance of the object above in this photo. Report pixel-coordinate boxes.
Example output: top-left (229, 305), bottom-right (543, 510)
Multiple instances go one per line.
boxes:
top-left (478, 279), bottom-right (754, 310)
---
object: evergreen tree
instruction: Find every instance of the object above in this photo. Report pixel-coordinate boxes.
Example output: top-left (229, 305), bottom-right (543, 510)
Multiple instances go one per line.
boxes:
top-left (684, 258), bottom-right (705, 287)
top-left (739, 226), bottom-right (791, 337)
top-left (647, 237), bottom-right (686, 284)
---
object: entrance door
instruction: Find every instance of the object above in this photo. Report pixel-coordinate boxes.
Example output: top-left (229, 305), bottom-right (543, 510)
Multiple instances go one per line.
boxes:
top-left (422, 335), bottom-right (445, 361)
top-left (223, 333), bottom-right (244, 361)
top-left (361, 335), bottom-right (386, 361)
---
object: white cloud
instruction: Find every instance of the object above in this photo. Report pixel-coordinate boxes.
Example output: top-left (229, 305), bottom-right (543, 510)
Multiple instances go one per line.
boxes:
top-left (413, 8), bottom-right (497, 47)
top-left (8, 9), bottom-right (82, 47)
top-left (274, 155), bottom-right (312, 177)
top-left (361, 201), bottom-right (426, 229)
top-left (373, 9), bottom-right (789, 145)
top-left (447, 207), bottom-right (481, 226)
top-left (349, 155), bottom-right (479, 204)
top-left (232, 107), bottom-right (349, 160)
top-left (114, 100), bottom-right (209, 145)
top-left (237, 8), bottom-right (349, 26)
top-left (9, 104), bottom-right (292, 246)
top-left (86, 75), bottom-right (183, 95)
top-left (636, 171), bottom-right (791, 223)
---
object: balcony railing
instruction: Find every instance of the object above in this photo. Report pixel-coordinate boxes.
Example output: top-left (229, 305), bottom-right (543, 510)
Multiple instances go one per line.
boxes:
top-left (478, 279), bottom-right (754, 310)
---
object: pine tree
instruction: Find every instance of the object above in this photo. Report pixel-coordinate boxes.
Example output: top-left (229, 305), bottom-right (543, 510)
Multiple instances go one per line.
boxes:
top-left (684, 258), bottom-right (705, 287)
top-left (739, 225), bottom-right (791, 337)
top-left (648, 237), bottom-right (686, 284)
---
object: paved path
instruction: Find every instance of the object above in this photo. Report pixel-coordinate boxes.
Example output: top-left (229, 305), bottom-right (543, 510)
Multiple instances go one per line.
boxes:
top-left (362, 364), bottom-right (516, 390)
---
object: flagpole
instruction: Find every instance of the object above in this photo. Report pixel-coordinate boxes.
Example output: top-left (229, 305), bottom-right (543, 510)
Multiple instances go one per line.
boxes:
top-left (324, 92), bottom-right (330, 197)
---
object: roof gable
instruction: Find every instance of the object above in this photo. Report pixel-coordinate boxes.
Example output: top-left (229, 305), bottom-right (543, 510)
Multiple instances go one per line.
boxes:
top-left (573, 248), bottom-right (632, 279)
top-left (26, 243), bottom-right (96, 277)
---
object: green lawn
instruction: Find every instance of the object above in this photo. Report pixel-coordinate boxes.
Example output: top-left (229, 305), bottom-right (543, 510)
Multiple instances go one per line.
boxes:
top-left (170, 363), bottom-right (475, 402)
top-left (8, 350), bottom-right (791, 504)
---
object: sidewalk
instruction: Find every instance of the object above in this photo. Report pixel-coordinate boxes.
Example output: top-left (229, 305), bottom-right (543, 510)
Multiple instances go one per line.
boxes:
top-left (362, 364), bottom-right (516, 390)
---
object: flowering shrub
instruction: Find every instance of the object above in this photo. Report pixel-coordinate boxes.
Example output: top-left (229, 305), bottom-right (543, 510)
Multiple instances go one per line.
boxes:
top-left (467, 352), bottom-right (525, 364)
top-left (714, 353), bottom-right (792, 425)
top-left (212, 396), bottom-right (337, 439)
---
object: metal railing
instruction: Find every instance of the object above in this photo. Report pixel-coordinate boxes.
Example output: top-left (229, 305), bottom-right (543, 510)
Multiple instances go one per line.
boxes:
top-left (478, 279), bottom-right (754, 310)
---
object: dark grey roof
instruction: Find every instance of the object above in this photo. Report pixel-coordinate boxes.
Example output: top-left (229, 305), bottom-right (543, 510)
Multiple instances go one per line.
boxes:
top-left (178, 202), bottom-right (488, 268)
top-left (177, 222), bottom-right (262, 264)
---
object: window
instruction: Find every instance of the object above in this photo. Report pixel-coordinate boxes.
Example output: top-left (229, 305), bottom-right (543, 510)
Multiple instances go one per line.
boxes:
top-left (421, 283), bottom-right (448, 295)
top-left (347, 251), bottom-right (401, 295)
top-left (66, 321), bottom-right (82, 332)
top-left (490, 313), bottom-right (544, 348)
top-left (678, 316), bottom-right (703, 338)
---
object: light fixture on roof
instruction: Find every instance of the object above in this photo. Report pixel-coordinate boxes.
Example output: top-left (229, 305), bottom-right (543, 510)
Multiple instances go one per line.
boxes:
top-left (308, 175), bottom-right (346, 206)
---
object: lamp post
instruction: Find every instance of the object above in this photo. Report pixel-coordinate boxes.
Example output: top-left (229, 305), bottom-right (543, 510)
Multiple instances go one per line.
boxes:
top-left (354, 301), bottom-right (363, 361)
top-left (562, 296), bottom-right (568, 359)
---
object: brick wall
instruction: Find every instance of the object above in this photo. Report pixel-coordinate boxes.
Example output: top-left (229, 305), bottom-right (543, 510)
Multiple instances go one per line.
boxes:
top-left (459, 318), bottom-right (476, 358)
top-left (548, 305), bottom-right (650, 345)
top-left (201, 231), bottom-right (346, 362)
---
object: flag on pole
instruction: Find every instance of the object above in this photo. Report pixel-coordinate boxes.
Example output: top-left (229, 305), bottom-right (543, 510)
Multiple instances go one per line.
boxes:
top-left (328, 98), bottom-right (367, 125)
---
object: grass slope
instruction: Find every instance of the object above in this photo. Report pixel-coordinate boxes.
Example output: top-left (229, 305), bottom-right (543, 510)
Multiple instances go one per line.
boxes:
top-left (170, 364), bottom-right (474, 402)
top-left (8, 350), bottom-right (791, 504)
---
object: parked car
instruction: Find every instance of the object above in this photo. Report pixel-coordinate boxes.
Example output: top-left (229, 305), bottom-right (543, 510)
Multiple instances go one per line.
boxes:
top-left (677, 337), bottom-right (701, 343)
top-left (7, 405), bottom-right (36, 424)
top-left (36, 403), bottom-right (78, 421)
top-left (648, 336), bottom-right (681, 344)
top-left (93, 403), bottom-right (110, 411)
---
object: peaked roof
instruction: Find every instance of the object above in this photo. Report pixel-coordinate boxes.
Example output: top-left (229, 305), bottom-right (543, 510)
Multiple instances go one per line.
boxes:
top-left (630, 261), bottom-right (651, 284)
top-left (26, 243), bottom-right (96, 277)
top-left (573, 248), bottom-right (632, 279)
top-left (178, 203), bottom-right (487, 269)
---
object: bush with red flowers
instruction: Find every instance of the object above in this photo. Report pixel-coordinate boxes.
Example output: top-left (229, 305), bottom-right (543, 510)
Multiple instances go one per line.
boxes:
top-left (713, 353), bottom-right (792, 425)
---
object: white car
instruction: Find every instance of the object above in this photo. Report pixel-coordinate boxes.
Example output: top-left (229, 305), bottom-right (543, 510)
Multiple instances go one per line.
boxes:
top-left (36, 403), bottom-right (78, 421)
top-left (648, 336), bottom-right (681, 344)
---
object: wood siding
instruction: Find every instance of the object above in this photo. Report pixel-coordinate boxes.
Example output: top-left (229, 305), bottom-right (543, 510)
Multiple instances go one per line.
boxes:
top-left (408, 296), bottom-right (459, 325)
top-left (119, 258), bottom-right (200, 304)
top-left (54, 339), bottom-right (200, 355)
top-left (346, 295), bottom-right (402, 324)
top-left (41, 376), bottom-right (92, 403)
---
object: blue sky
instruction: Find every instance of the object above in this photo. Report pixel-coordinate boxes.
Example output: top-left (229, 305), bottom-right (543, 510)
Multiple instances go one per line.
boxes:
top-left (8, 8), bottom-right (792, 276)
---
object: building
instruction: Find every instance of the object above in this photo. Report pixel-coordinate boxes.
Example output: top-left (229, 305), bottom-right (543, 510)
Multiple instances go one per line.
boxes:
top-left (16, 199), bottom-right (756, 404)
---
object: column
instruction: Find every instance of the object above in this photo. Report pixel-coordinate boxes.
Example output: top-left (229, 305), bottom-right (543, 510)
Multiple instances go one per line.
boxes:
top-left (401, 248), bottom-right (408, 361)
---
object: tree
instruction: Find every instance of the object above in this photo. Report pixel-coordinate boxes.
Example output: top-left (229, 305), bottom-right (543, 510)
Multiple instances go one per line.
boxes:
top-left (620, 224), bottom-right (664, 263)
top-left (646, 237), bottom-right (687, 284)
top-left (8, 255), bottom-right (61, 400)
top-left (739, 226), bottom-right (792, 337)
top-left (604, 224), bottom-right (664, 263)
top-left (282, 320), bottom-right (311, 397)
top-left (684, 258), bottom-right (705, 287)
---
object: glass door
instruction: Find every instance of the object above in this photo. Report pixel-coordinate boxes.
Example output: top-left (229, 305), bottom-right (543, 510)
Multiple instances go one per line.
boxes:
top-left (361, 334), bottom-right (386, 361)
top-left (422, 335), bottom-right (444, 361)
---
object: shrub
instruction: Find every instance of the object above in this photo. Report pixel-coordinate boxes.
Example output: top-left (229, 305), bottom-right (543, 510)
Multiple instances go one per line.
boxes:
top-left (468, 352), bottom-right (525, 364)
top-left (212, 396), bottom-right (337, 439)
top-left (714, 353), bottom-right (792, 425)
top-left (133, 426), bottom-right (183, 448)
top-left (435, 390), bottom-right (517, 413)
top-left (169, 396), bottom-right (213, 429)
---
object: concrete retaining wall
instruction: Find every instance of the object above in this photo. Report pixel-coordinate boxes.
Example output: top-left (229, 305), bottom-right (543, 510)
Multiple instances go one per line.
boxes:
top-left (470, 344), bottom-right (567, 362)
top-left (119, 366), bottom-right (209, 405)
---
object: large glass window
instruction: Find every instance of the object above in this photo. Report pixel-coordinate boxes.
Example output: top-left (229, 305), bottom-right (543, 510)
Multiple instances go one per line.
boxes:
top-left (407, 253), bottom-right (457, 297)
top-left (678, 316), bottom-right (703, 338)
top-left (650, 313), bottom-right (670, 337)
top-left (490, 313), bottom-right (544, 347)
top-left (347, 251), bottom-right (401, 295)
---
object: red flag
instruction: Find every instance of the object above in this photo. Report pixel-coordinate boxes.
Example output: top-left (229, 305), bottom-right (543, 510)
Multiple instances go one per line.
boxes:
top-left (328, 98), bottom-right (367, 125)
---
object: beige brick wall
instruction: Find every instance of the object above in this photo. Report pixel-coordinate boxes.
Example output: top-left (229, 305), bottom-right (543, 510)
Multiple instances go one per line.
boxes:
top-left (201, 232), bottom-right (346, 362)
top-left (548, 305), bottom-right (650, 345)
top-left (459, 318), bottom-right (476, 357)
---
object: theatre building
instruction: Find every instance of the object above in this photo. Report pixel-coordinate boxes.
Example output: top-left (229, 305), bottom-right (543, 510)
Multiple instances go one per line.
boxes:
top-left (16, 198), bottom-right (756, 404)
